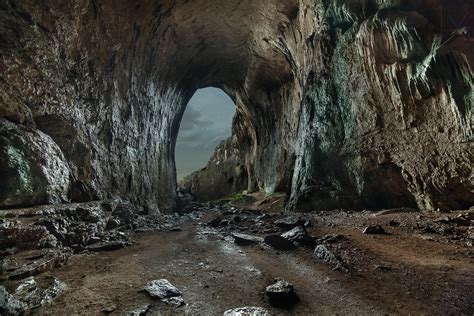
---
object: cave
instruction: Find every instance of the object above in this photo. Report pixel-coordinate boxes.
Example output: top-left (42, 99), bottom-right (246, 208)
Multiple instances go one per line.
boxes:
top-left (0, 0), bottom-right (473, 314)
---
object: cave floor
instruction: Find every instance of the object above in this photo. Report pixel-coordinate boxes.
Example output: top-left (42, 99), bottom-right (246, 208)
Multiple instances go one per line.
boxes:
top-left (25, 207), bottom-right (473, 315)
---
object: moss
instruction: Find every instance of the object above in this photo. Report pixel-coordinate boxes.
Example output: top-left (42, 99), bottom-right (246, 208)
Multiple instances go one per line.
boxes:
top-left (212, 191), bottom-right (254, 207)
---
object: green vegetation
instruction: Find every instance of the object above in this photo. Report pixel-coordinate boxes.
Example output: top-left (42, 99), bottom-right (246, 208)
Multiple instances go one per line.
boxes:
top-left (212, 191), bottom-right (254, 208)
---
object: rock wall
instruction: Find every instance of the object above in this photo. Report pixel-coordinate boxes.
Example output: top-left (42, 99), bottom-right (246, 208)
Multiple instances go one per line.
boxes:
top-left (179, 138), bottom-right (247, 202)
top-left (0, 0), bottom-right (472, 212)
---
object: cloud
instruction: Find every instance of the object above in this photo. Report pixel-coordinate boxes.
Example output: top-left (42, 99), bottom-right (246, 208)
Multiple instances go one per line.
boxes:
top-left (175, 87), bottom-right (235, 180)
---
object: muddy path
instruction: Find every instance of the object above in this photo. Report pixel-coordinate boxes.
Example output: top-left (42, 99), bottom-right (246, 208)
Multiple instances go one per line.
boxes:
top-left (30, 209), bottom-right (473, 315)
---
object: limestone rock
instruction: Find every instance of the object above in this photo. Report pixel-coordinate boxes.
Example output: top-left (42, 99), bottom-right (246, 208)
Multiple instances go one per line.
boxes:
top-left (143, 279), bottom-right (184, 307)
top-left (231, 233), bottom-right (264, 246)
top-left (0, 0), bottom-right (472, 212)
top-left (0, 286), bottom-right (26, 316)
top-left (265, 279), bottom-right (299, 307)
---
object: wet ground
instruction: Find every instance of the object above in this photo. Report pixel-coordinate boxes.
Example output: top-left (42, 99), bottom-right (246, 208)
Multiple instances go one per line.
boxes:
top-left (22, 206), bottom-right (474, 315)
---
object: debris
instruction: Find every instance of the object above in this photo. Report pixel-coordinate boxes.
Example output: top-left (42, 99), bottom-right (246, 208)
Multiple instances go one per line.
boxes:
top-left (281, 226), bottom-right (315, 247)
top-left (143, 279), bottom-right (184, 307)
top-left (231, 233), bottom-right (264, 246)
top-left (13, 276), bottom-right (66, 309)
top-left (264, 235), bottom-right (296, 251)
top-left (363, 225), bottom-right (385, 234)
top-left (223, 306), bottom-right (269, 316)
top-left (313, 244), bottom-right (348, 272)
top-left (126, 304), bottom-right (150, 316)
top-left (265, 279), bottom-right (299, 307)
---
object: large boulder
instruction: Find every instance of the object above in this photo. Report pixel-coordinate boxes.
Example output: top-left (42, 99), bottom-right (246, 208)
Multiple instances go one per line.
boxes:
top-left (0, 119), bottom-right (70, 207)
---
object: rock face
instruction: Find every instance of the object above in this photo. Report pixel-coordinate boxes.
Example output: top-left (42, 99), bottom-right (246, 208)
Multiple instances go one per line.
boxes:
top-left (0, 0), bottom-right (472, 213)
top-left (179, 138), bottom-right (247, 202)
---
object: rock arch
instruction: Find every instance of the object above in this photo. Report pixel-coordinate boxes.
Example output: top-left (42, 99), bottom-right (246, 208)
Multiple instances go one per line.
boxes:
top-left (1, 0), bottom-right (472, 212)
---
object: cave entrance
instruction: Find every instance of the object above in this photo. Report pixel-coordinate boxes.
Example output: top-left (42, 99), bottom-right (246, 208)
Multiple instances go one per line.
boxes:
top-left (175, 87), bottom-right (239, 201)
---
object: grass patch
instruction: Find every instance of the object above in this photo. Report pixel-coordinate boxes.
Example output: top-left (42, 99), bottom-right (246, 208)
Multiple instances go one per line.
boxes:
top-left (212, 191), bottom-right (254, 208)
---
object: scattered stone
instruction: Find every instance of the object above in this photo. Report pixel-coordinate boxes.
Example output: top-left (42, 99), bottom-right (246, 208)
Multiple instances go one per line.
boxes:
top-left (143, 279), bottom-right (184, 307)
top-left (101, 305), bottom-right (116, 314)
top-left (264, 235), bottom-right (296, 251)
top-left (363, 225), bottom-right (385, 235)
top-left (13, 276), bottom-right (66, 309)
top-left (313, 244), bottom-right (348, 272)
top-left (223, 306), bottom-right (269, 316)
top-left (231, 233), bottom-right (264, 246)
top-left (281, 226), bottom-right (315, 247)
top-left (126, 304), bottom-right (150, 316)
top-left (274, 217), bottom-right (305, 229)
top-left (265, 279), bottom-right (299, 307)
top-left (0, 286), bottom-right (26, 315)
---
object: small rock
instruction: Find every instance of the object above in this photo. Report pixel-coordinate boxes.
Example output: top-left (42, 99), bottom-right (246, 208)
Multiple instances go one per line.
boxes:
top-left (313, 244), bottom-right (348, 272)
top-left (223, 306), bottom-right (269, 316)
top-left (13, 276), bottom-right (66, 310)
top-left (363, 225), bottom-right (385, 234)
top-left (126, 304), bottom-right (150, 316)
top-left (143, 279), bottom-right (184, 307)
top-left (265, 279), bottom-right (299, 307)
top-left (231, 233), bottom-right (264, 246)
top-left (264, 235), bottom-right (296, 251)
top-left (169, 227), bottom-right (182, 232)
top-left (281, 226), bottom-right (315, 247)
top-left (101, 305), bottom-right (116, 313)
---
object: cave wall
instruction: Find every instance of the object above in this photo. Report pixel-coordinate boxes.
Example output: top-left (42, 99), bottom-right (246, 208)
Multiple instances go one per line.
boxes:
top-left (0, 0), bottom-right (472, 212)
top-left (289, 0), bottom-right (474, 211)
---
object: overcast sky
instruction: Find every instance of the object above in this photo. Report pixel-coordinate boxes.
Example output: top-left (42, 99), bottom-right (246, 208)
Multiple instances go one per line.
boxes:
top-left (175, 87), bottom-right (235, 180)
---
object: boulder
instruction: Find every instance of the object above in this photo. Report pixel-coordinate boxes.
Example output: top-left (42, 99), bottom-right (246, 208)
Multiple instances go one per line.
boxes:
top-left (13, 276), bottom-right (66, 309)
top-left (143, 279), bottom-right (184, 307)
top-left (265, 279), bottom-right (299, 307)
top-left (0, 119), bottom-right (71, 208)
top-left (281, 226), bottom-right (315, 247)
top-left (313, 244), bottom-right (348, 273)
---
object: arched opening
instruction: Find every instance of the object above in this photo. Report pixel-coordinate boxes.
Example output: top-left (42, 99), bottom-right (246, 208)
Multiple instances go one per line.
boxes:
top-left (175, 87), bottom-right (243, 201)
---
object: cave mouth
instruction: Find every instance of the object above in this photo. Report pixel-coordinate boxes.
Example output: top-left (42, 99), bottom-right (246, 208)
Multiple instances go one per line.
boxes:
top-left (175, 87), bottom-right (237, 200)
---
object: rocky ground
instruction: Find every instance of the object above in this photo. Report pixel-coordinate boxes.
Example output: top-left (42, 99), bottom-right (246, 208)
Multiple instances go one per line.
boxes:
top-left (1, 195), bottom-right (473, 315)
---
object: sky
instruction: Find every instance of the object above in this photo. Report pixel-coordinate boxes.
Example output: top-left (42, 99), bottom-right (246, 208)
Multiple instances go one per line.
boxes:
top-left (175, 87), bottom-right (235, 181)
